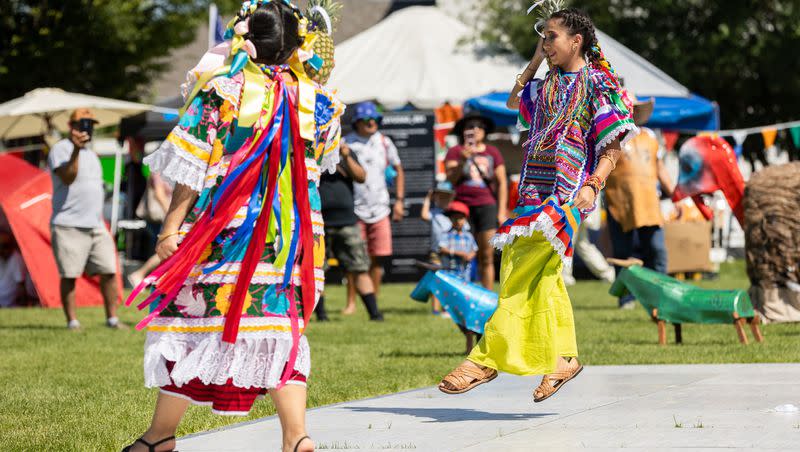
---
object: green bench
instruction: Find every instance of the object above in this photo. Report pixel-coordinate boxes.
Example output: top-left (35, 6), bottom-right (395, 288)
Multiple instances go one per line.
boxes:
top-left (609, 259), bottom-right (764, 345)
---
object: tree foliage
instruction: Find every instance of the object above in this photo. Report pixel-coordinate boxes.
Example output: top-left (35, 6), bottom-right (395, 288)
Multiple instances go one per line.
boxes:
top-left (475, 0), bottom-right (800, 128)
top-left (0, 0), bottom-right (214, 103)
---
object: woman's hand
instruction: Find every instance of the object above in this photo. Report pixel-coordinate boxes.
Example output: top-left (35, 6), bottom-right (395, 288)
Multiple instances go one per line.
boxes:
top-left (572, 186), bottom-right (597, 210)
top-left (156, 235), bottom-right (180, 261)
top-left (497, 210), bottom-right (508, 226)
top-left (533, 38), bottom-right (546, 63)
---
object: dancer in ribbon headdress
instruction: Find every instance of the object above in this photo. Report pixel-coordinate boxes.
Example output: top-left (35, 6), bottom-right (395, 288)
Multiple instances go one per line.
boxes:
top-left (439, 5), bottom-right (637, 403)
top-left (122, 1), bottom-right (342, 451)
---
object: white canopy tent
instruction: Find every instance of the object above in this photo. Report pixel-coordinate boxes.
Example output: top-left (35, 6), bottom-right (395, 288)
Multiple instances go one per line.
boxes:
top-left (328, 6), bottom-right (691, 109)
top-left (328, 6), bottom-right (523, 109)
top-left (0, 88), bottom-right (175, 234)
top-left (0, 88), bottom-right (173, 140)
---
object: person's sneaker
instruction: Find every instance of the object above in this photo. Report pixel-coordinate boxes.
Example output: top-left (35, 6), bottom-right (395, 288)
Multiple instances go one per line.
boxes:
top-left (562, 274), bottom-right (577, 286)
top-left (106, 317), bottom-right (129, 329)
top-left (439, 311), bottom-right (451, 319)
top-left (619, 301), bottom-right (637, 310)
top-left (67, 319), bottom-right (81, 330)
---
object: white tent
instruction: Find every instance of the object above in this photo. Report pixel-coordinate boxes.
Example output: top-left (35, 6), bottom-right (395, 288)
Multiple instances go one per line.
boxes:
top-left (328, 6), bottom-right (690, 108)
top-left (329, 6), bottom-right (523, 109)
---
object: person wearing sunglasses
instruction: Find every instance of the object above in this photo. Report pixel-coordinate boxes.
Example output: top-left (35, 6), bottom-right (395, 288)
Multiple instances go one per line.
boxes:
top-left (343, 101), bottom-right (405, 316)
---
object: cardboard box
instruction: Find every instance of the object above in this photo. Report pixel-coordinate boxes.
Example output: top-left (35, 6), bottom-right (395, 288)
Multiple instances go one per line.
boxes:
top-left (664, 221), bottom-right (713, 274)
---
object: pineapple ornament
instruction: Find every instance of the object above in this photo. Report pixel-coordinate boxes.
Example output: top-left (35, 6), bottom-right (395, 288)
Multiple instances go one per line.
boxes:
top-left (304, 0), bottom-right (342, 85)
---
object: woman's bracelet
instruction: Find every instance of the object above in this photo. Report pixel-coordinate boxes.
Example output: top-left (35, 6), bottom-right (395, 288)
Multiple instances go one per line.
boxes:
top-left (582, 175), bottom-right (606, 196)
top-left (599, 154), bottom-right (617, 171)
top-left (157, 231), bottom-right (183, 244)
top-left (515, 74), bottom-right (527, 88)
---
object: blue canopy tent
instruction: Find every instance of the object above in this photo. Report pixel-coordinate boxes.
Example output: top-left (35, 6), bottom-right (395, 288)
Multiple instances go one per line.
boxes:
top-left (464, 91), bottom-right (720, 132)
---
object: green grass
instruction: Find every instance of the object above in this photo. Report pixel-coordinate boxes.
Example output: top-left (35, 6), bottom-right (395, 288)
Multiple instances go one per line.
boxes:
top-left (1, 261), bottom-right (798, 451)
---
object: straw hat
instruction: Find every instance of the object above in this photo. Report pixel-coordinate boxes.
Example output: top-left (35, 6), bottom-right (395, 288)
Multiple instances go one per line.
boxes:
top-left (631, 96), bottom-right (655, 127)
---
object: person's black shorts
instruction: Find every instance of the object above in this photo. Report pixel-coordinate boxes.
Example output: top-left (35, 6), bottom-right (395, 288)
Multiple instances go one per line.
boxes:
top-left (468, 204), bottom-right (499, 233)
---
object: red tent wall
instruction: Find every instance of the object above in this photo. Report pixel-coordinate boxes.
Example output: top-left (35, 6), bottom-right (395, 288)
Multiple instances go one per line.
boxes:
top-left (0, 155), bottom-right (117, 308)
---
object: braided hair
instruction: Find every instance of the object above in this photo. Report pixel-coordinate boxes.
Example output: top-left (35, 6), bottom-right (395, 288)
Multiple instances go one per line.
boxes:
top-left (549, 8), bottom-right (621, 90)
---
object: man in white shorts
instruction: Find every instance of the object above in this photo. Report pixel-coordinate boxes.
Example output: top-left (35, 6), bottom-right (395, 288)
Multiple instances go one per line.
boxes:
top-left (49, 108), bottom-right (123, 330)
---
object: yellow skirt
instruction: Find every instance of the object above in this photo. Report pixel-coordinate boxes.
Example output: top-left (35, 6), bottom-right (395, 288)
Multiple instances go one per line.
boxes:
top-left (468, 232), bottom-right (577, 376)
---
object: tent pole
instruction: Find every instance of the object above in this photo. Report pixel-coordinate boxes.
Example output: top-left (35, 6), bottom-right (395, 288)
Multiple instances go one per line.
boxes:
top-left (110, 140), bottom-right (125, 236)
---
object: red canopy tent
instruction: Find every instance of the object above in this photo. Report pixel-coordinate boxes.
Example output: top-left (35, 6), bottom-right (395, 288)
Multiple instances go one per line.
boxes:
top-left (0, 154), bottom-right (119, 308)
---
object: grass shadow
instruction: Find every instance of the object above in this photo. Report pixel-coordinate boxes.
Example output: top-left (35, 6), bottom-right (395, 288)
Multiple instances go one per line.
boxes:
top-left (346, 406), bottom-right (555, 423)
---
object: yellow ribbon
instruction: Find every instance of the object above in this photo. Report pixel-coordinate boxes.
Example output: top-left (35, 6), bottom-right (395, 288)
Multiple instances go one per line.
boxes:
top-left (271, 158), bottom-right (295, 268)
top-left (238, 60), bottom-right (268, 129)
top-left (288, 43), bottom-right (318, 141)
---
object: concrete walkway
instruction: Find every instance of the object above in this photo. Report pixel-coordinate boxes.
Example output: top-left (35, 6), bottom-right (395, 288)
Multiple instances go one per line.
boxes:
top-left (178, 364), bottom-right (800, 451)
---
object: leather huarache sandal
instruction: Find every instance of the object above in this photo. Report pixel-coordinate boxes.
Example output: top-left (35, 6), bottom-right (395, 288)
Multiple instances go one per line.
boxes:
top-left (438, 362), bottom-right (498, 394)
top-left (533, 358), bottom-right (583, 403)
top-left (121, 435), bottom-right (176, 452)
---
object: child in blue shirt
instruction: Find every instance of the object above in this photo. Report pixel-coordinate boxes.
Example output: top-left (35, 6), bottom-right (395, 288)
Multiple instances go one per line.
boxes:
top-left (438, 201), bottom-right (478, 281)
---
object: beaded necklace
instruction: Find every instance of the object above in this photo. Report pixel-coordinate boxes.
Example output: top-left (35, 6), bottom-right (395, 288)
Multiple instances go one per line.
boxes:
top-left (530, 66), bottom-right (591, 157)
top-left (258, 63), bottom-right (290, 76)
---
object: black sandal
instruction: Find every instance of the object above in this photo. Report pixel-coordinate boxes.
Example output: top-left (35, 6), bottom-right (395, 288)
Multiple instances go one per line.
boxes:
top-left (293, 435), bottom-right (312, 452)
top-left (121, 435), bottom-right (176, 452)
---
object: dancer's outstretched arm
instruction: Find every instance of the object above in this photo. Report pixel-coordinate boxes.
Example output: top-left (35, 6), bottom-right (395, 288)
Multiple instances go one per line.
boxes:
top-left (507, 39), bottom-right (546, 110)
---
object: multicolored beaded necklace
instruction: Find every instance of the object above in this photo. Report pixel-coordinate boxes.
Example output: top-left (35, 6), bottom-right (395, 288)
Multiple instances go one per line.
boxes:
top-left (530, 66), bottom-right (591, 157)
top-left (258, 63), bottom-right (290, 76)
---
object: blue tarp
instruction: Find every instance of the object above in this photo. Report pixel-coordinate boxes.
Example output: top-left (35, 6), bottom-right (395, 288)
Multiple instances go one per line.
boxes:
top-left (464, 92), bottom-right (720, 132)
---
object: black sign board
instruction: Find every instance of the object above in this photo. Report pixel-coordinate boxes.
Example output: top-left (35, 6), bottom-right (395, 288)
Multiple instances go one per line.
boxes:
top-left (380, 110), bottom-right (436, 282)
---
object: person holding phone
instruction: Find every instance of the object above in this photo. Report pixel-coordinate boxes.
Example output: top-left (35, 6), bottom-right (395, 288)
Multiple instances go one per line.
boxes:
top-left (48, 108), bottom-right (123, 330)
top-left (445, 113), bottom-right (508, 290)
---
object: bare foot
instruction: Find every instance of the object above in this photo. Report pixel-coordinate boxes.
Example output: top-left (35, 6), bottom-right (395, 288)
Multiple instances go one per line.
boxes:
top-left (341, 305), bottom-right (356, 315)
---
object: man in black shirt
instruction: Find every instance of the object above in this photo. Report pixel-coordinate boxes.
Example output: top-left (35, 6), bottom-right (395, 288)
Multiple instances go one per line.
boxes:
top-left (317, 143), bottom-right (383, 321)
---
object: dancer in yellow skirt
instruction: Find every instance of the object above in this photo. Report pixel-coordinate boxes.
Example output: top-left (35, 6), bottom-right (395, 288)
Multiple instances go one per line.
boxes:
top-left (439, 7), bottom-right (636, 402)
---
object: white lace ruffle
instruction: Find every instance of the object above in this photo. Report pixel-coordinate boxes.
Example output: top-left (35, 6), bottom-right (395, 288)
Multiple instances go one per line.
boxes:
top-left (203, 76), bottom-right (242, 107)
top-left (144, 140), bottom-right (208, 193)
top-left (319, 148), bottom-right (341, 175)
top-left (490, 213), bottom-right (572, 267)
top-left (144, 330), bottom-right (311, 389)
